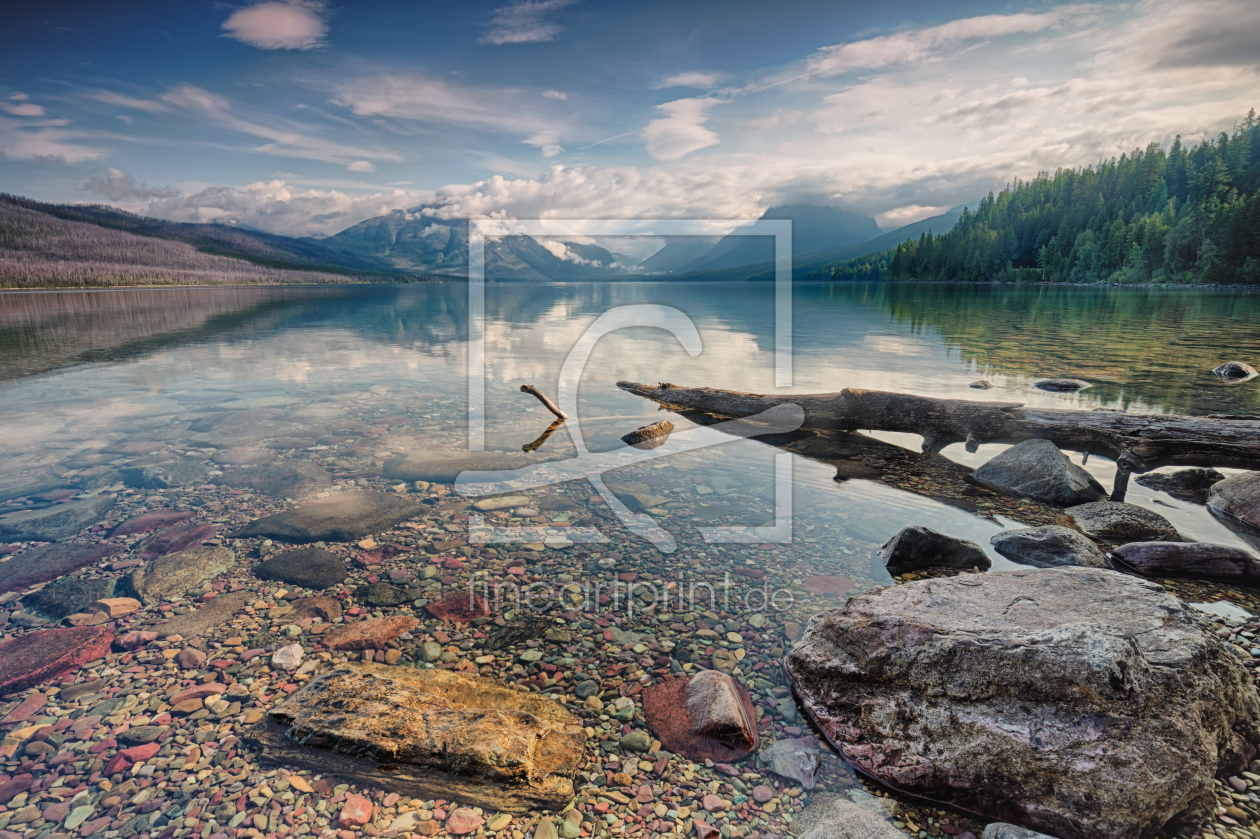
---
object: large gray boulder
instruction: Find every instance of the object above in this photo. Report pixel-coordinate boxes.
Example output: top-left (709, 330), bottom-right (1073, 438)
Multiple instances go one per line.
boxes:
top-left (0, 496), bottom-right (115, 542)
top-left (382, 450), bottom-right (562, 484)
top-left (785, 567), bottom-right (1260, 839)
top-left (1213, 361), bottom-right (1258, 382)
top-left (1134, 468), bottom-right (1225, 504)
top-left (233, 492), bottom-right (420, 543)
top-left (1110, 541), bottom-right (1260, 582)
top-left (971, 439), bottom-right (1106, 506)
top-left (1208, 472), bottom-right (1260, 532)
top-left (126, 547), bottom-right (236, 605)
top-left (1062, 501), bottom-right (1180, 542)
top-left (879, 526), bottom-right (990, 575)
top-left (990, 525), bottom-right (1110, 568)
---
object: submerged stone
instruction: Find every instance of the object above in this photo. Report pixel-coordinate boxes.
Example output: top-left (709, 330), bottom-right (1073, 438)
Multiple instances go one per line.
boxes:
top-left (233, 492), bottom-right (420, 543)
top-left (215, 462), bottom-right (331, 499)
top-left (22, 577), bottom-right (116, 621)
top-left (0, 542), bottom-right (123, 595)
top-left (0, 626), bottom-right (113, 697)
top-left (137, 523), bottom-right (216, 561)
top-left (125, 546), bottom-right (236, 605)
top-left (248, 664), bottom-right (586, 813)
top-left (0, 496), bottom-right (115, 543)
top-left (254, 547), bottom-right (347, 590)
top-left (1135, 468), bottom-right (1226, 505)
top-left (643, 671), bottom-right (759, 762)
top-left (382, 451), bottom-right (562, 484)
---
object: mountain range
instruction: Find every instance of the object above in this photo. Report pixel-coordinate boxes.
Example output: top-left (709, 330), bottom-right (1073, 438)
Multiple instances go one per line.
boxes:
top-left (0, 192), bottom-right (968, 287)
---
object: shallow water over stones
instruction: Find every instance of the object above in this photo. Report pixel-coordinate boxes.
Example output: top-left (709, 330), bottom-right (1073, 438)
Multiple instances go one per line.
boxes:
top-left (0, 283), bottom-right (1258, 839)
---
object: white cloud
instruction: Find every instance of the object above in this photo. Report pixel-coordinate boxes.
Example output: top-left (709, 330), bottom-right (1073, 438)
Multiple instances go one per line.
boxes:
top-left (539, 239), bottom-right (599, 265)
top-left (221, 0), bottom-right (329, 50)
top-left (743, 109), bottom-right (801, 130)
top-left (89, 90), bottom-right (171, 113)
top-left (658, 72), bottom-right (721, 89)
top-left (875, 204), bottom-right (951, 228)
top-left (83, 168), bottom-right (179, 201)
top-left (347, 160), bottom-right (375, 172)
top-left (9, 93), bottom-right (29, 101)
top-left (116, 115), bottom-right (133, 125)
top-left (542, 90), bottom-right (569, 100)
top-left (329, 73), bottom-right (566, 151)
top-left (480, 0), bottom-right (575, 46)
top-left (643, 98), bottom-right (720, 160)
top-left (807, 9), bottom-right (1074, 76)
top-left (0, 117), bottom-right (106, 164)
top-left (524, 132), bottom-right (564, 157)
top-left (1, 102), bottom-right (46, 117)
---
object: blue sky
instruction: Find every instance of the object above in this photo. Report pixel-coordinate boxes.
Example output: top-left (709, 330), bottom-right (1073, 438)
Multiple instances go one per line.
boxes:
top-left (2, 0), bottom-right (1258, 239)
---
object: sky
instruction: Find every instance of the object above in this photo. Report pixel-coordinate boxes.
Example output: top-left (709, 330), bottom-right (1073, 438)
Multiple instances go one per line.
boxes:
top-left (1, 0), bottom-right (1258, 240)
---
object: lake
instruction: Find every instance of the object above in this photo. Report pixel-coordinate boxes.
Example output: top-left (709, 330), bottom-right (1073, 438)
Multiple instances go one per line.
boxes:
top-left (2, 281), bottom-right (1257, 585)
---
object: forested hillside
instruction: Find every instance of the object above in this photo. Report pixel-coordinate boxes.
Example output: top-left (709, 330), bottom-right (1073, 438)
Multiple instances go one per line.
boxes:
top-left (831, 110), bottom-right (1260, 284)
top-left (0, 197), bottom-right (378, 288)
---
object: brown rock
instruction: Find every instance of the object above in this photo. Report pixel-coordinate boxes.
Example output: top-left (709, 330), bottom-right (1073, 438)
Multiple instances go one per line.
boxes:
top-left (137, 524), bottom-right (217, 561)
top-left (177, 648), bottom-right (207, 670)
top-left (249, 664), bottom-right (586, 813)
top-left (232, 491), bottom-right (421, 543)
top-left (91, 597), bottom-right (141, 618)
top-left (290, 595), bottom-right (342, 623)
top-left (0, 626), bottom-right (113, 697)
top-left (323, 616), bottom-right (419, 651)
top-left (644, 672), bottom-right (759, 762)
top-left (172, 699), bottom-right (204, 716)
top-left (426, 591), bottom-right (491, 623)
top-left (151, 590), bottom-right (251, 639)
top-left (110, 510), bottom-right (194, 537)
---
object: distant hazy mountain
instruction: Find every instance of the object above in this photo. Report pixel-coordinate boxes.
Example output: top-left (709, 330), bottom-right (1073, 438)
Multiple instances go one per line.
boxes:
top-left (636, 236), bottom-right (723, 274)
top-left (672, 205), bottom-right (881, 275)
top-left (314, 212), bottom-right (629, 280)
top-left (794, 204), bottom-right (971, 267)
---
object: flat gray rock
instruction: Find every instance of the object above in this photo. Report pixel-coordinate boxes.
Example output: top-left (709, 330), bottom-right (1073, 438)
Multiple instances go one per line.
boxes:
top-left (355, 581), bottom-right (412, 607)
top-left (1110, 541), bottom-right (1260, 582)
top-left (214, 462), bottom-right (331, 499)
top-left (971, 439), bottom-right (1105, 506)
top-left (0, 496), bottom-right (115, 542)
top-left (253, 547), bottom-right (346, 590)
top-left (126, 546), bottom-right (236, 605)
top-left (1064, 501), bottom-right (1181, 542)
top-left (233, 492), bottom-right (420, 543)
top-left (786, 567), bottom-right (1260, 839)
top-left (382, 450), bottom-right (562, 484)
top-left (990, 525), bottom-right (1109, 568)
top-left (150, 590), bottom-right (252, 638)
top-left (22, 577), bottom-right (117, 621)
top-left (0, 542), bottom-right (123, 594)
top-left (120, 460), bottom-right (209, 490)
top-left (879, 525), bottom-right (990, 574)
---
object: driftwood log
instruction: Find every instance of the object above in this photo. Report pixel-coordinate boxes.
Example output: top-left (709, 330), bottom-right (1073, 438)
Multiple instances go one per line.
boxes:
top-left (617, 381), bottom-right (1260, 501)
top-left (520, 384), bottom-right (568, 420)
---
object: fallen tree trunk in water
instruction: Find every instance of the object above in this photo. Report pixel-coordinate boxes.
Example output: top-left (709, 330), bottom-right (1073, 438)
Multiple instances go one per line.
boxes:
top-left (616, 381), bottom-right (1260, 501)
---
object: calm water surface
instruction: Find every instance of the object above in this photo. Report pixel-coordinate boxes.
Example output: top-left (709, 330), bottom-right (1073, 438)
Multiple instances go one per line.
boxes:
top-left (1, 282), bottom-right (1257, 583)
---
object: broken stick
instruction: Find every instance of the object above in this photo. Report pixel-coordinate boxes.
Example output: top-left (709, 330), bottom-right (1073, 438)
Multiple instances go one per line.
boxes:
top-left (519, 384), bottom-right (568, 420)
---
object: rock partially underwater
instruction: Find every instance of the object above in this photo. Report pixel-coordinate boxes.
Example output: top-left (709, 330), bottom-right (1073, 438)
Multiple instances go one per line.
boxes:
top-left (248, 664), bottom-right (586, 813)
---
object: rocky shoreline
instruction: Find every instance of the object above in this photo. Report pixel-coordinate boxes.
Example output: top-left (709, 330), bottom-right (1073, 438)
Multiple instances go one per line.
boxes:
top-left (0, 390), bottom-right (1258, 839)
